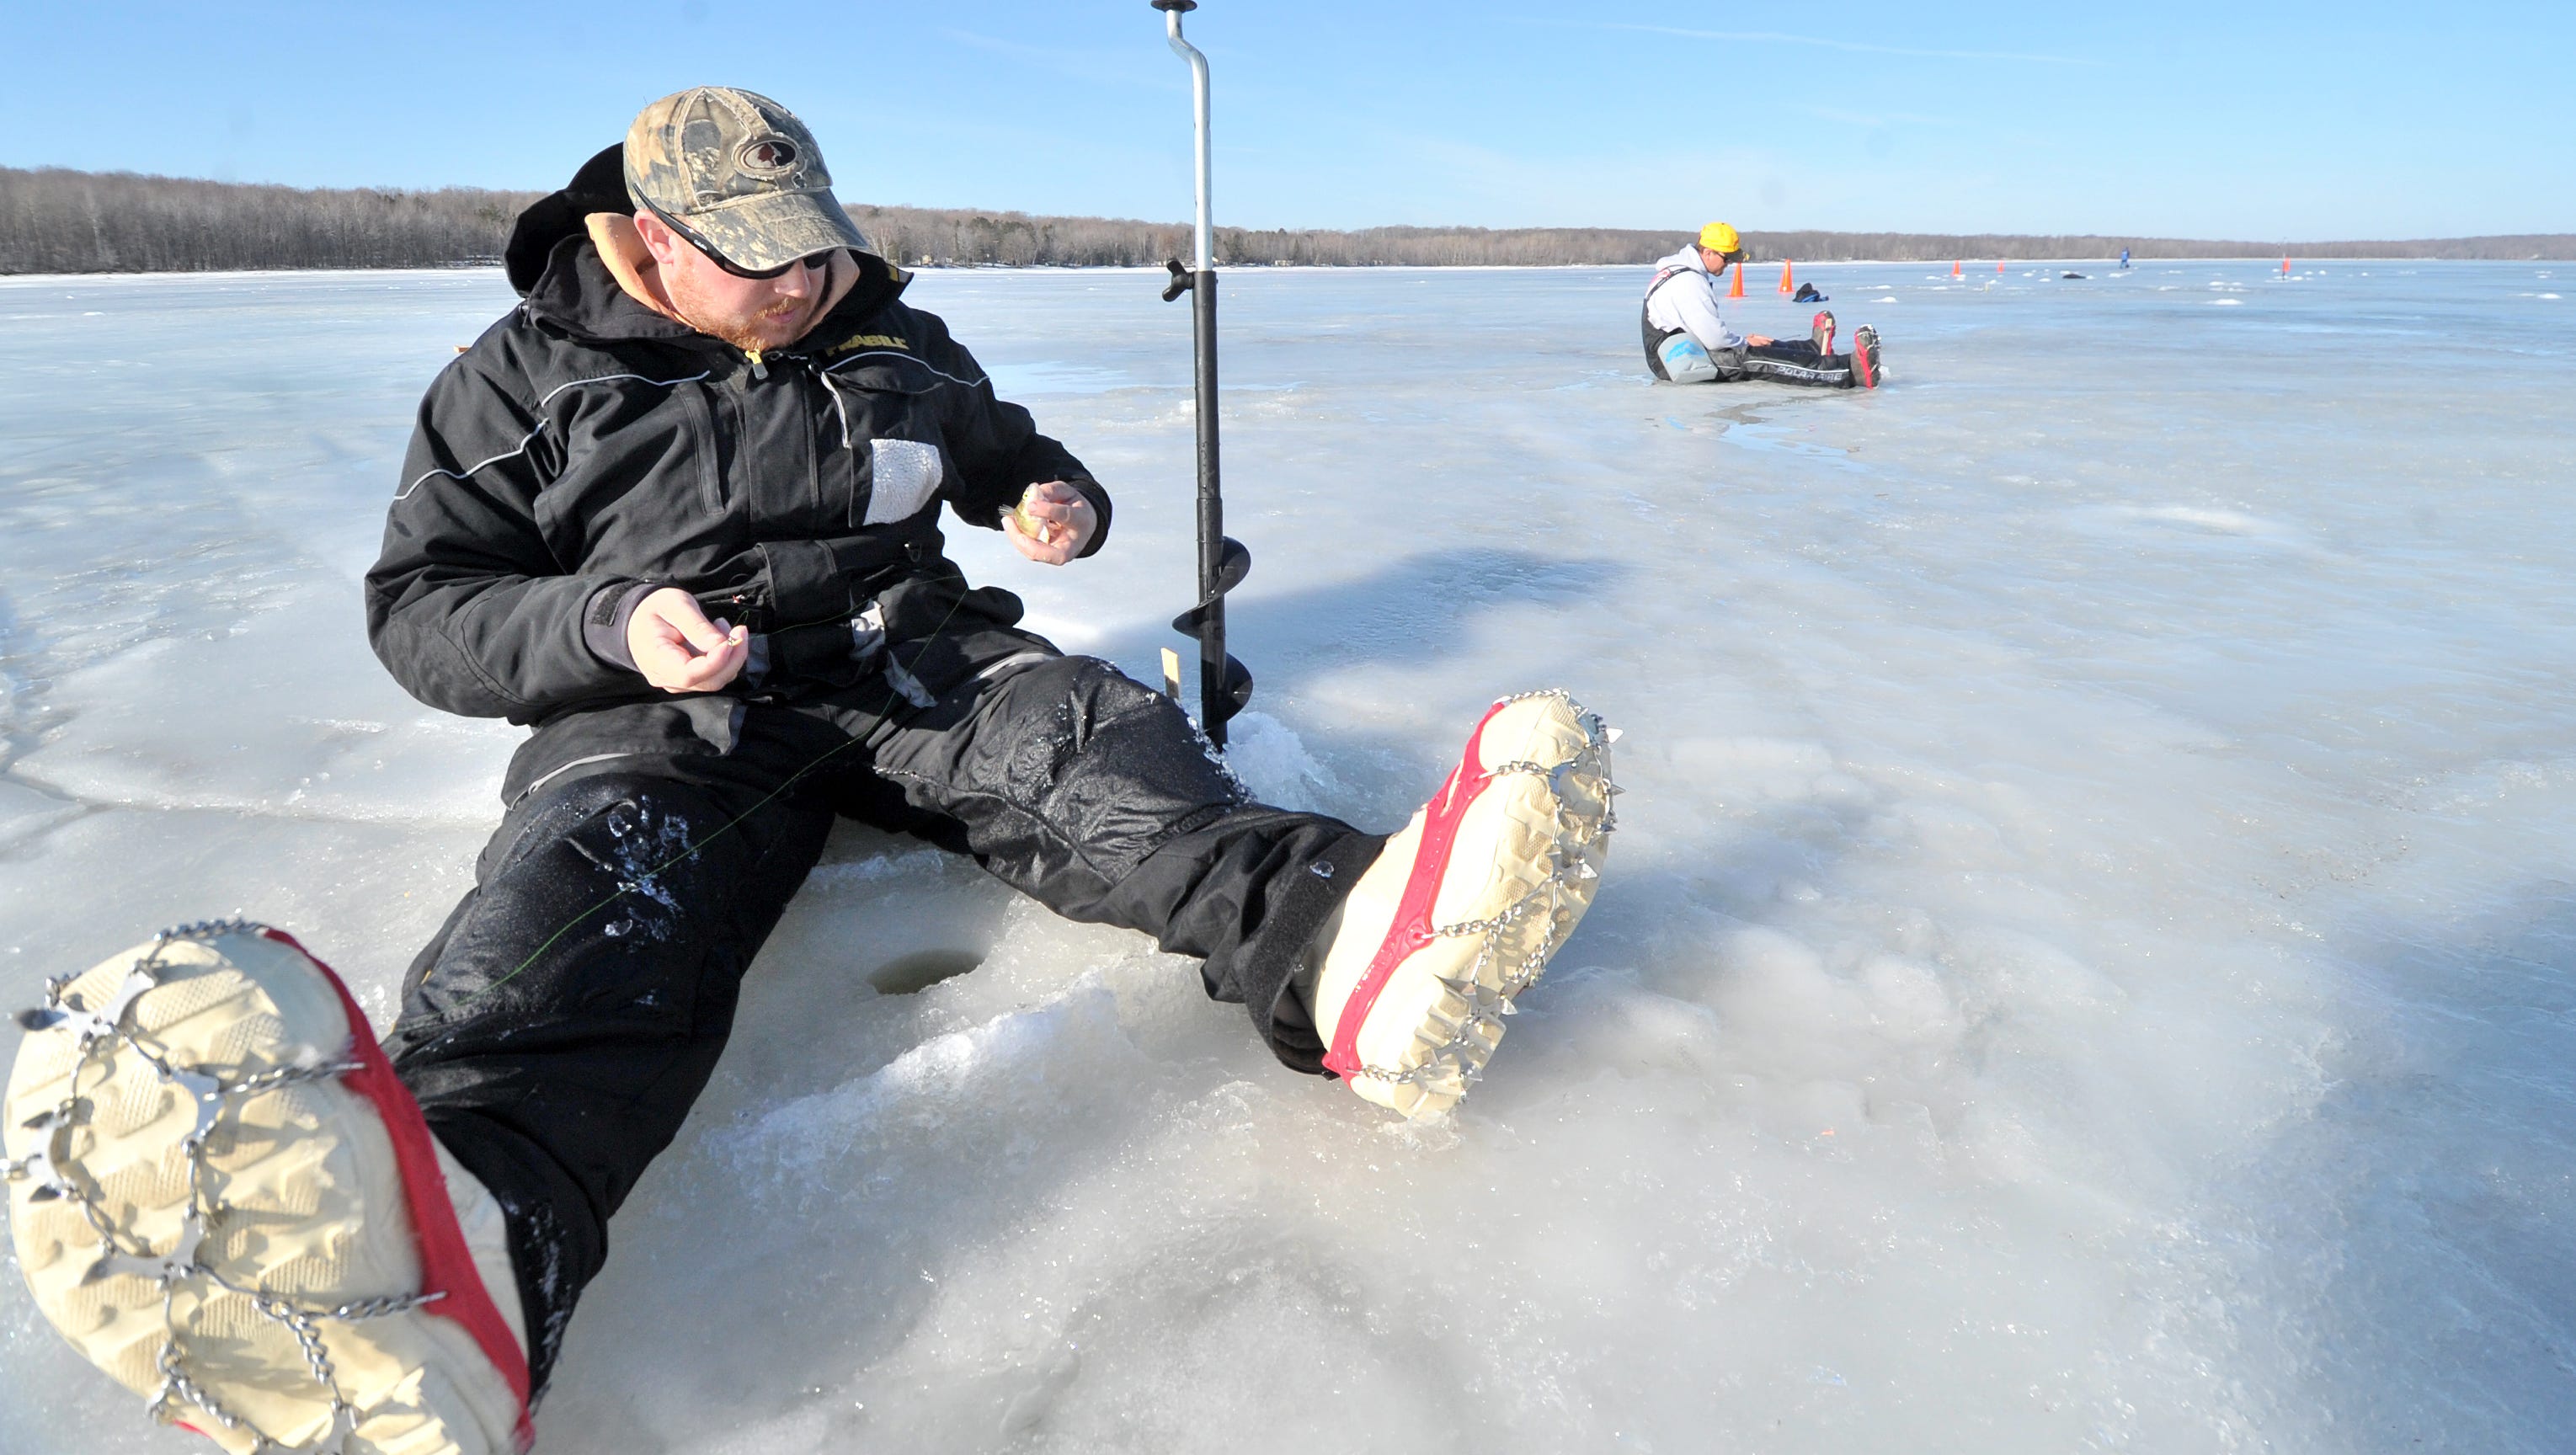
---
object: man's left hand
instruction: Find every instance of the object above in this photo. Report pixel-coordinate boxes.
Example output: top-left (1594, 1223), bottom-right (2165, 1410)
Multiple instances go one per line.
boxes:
top-left (1005, 481), bottom-right (1096, 564)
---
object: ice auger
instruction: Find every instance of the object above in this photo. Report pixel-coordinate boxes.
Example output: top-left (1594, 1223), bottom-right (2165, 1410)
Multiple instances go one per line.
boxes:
top-left (1151, 0), bottom-right (1253, 749)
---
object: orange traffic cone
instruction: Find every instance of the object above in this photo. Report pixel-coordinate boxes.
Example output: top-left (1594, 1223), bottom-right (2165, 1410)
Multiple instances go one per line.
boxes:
top-left (1778, 259), bottom-right (1795, 294)
top-left (1952, 260), bottom-right (1963, 278)
top-left (1727, 264), bottom-right (1745, 299)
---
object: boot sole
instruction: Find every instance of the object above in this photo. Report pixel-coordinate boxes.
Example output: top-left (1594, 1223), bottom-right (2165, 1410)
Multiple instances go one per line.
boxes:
top-left (4, 924), bottom-right (531, 1454)
top-left (1314, 691), bottom-right (1616, 1118)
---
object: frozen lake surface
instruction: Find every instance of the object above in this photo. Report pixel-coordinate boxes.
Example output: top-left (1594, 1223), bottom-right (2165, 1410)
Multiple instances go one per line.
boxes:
top-left (2, 259), bottom-right (2571, 1452)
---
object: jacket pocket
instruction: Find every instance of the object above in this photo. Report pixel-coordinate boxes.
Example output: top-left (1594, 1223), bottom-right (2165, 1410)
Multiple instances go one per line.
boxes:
top-left (825, 361), bottom-right (948, 529)
top-left (679, 381), bottom-right (728, 514)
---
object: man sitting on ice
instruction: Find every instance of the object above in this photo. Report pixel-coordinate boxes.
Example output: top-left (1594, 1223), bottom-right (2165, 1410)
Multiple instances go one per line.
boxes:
top-left (1643, 221), bottom-right (1883, 388)
top-left (3, 87), bottom-right (1615, 1455)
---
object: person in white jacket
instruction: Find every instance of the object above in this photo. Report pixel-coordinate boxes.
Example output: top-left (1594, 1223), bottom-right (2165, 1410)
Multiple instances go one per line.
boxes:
top-left (1642, 221), bottom-right (1881, 388)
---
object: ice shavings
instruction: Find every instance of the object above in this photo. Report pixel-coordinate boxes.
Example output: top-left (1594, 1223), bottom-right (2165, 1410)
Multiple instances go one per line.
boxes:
top-left (1216, 710), bottom-right (1344, 813)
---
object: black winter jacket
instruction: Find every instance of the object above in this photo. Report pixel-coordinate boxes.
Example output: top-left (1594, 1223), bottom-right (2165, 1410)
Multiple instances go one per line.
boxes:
top-left (365, 152), bottom-right (1107, 777)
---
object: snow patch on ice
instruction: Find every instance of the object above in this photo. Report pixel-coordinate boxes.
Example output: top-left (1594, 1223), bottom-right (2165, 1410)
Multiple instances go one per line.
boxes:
top-left (2123, 504), bottom-right (2285, 536)
top-left (723, 980), bottom-right (1136, 1181)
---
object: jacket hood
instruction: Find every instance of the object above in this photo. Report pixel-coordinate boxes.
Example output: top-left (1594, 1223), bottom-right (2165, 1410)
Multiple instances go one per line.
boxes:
top-left (507, 143), bottom-right (909, 348)
top-left (1654, 244), bottom-right (1710, 274)
top-left (505, 145), bottom-right (630, 296)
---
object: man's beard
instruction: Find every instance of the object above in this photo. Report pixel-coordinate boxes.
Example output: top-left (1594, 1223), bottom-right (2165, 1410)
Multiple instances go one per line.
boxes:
top-left (666, 275), bottom-right (811, 353)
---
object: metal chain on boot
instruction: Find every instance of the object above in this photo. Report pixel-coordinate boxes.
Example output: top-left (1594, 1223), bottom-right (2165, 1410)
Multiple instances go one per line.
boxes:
top-left (4, 920), bottom-right (439, 1454)
top-left (1355, 691), bottom-right (1619, 1092)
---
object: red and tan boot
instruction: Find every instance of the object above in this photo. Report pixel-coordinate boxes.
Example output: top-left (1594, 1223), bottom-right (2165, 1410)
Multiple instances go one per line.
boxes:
top-left (4, 923), bottom-right (532, 1455)
top-left (1305, 690), bottom-right (1617, 1118)
top-left (1852, 324), bottom-right (1883, 388)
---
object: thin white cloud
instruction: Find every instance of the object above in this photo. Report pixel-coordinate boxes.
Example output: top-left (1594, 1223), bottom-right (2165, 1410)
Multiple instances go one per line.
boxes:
top-left (1512, 19), bottom-right (2103, 67)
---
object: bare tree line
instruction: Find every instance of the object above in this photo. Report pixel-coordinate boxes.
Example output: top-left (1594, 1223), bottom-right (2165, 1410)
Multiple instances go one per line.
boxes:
top-left (5, 166), bottom-right (2568, 274)
top-left (862, 214), bottom-right (2576, 268)
top-left (0, 168), bottom-right (541, 273)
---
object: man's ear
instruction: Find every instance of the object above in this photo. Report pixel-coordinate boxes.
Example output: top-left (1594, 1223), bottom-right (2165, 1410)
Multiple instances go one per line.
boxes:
top-left (632, 211), bottom-right (680, 268)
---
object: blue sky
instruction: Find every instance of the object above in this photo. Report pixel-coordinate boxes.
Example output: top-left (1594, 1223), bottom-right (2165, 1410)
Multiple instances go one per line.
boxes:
top-left (5, 1), bottom-right (2568, 239)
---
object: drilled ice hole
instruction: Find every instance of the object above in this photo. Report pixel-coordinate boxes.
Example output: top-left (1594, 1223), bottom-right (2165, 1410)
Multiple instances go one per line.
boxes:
top-left (865, 949), bottom-right (984, 996)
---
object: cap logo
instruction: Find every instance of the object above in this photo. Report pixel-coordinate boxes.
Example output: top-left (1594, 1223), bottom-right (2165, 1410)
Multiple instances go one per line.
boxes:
top-left (738, 136), bottom-right (800, 177)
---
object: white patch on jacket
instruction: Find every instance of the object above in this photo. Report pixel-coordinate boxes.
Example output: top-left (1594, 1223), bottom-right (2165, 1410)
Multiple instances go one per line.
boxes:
top-left (865, 439), bottom-right (943, 525)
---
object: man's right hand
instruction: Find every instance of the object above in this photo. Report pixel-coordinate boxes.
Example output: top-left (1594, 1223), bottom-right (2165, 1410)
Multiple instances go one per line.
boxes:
top-left (627, 586), bottom-right (749, 693)
top-left (1747, 334), bottom-right (1774, 347)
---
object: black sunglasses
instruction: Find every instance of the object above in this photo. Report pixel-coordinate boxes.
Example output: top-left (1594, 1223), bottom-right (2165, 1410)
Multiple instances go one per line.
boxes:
top-left (643, 200), bottom-right (840, 280)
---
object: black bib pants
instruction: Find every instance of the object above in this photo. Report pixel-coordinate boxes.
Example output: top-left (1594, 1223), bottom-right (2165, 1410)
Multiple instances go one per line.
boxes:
top-left (380, 646), bottom-right (1379, 1394)
top-left (1717, 338), bottom-right (1858, 386)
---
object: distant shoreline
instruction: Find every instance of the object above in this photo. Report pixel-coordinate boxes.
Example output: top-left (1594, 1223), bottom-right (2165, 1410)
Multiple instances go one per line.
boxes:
top-left (6, 165), bottom-right (2570, 274)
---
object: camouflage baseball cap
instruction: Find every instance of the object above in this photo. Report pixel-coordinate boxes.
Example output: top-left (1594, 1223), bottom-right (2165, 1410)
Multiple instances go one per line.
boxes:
top-left (624, 87), bottom-right (872, 269)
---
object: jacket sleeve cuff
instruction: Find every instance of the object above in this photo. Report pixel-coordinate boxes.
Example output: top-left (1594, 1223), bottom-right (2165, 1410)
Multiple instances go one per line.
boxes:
top-left (1068, 477), bottom-right (1112, 558)
top-left (583, 581), bottom-right (662, 672)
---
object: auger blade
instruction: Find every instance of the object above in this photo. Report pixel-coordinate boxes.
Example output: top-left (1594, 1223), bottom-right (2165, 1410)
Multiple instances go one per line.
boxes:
top-left (1210, 535), bottom-right (1251, 595)
top-left (1169, 536), bottom-right (1251, 634)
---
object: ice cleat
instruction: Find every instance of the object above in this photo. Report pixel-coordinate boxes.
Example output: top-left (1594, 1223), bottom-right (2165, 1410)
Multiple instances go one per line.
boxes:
top-left (1852, 323), bottom-right (1882, 387)
top-left (1306, 690), bottom-right (1616, 1119)
top-left (1810, 309), bottom-right (1836, 356)
top-left (3, 923), bottom-right (531, 1455)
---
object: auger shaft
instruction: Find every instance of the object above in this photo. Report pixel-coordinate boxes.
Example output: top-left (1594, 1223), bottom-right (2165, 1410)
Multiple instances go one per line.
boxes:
top-left (1152, 0), bottom-right (1251, 746)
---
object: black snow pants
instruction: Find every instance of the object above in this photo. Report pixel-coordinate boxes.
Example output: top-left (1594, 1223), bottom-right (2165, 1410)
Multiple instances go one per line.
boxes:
top-left (379, 652), bottom-right (1380, 1394)
top-left (1723, 339), bottom-right (1859, 388)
